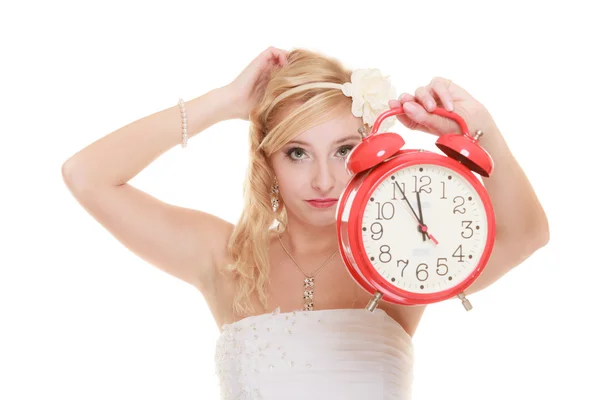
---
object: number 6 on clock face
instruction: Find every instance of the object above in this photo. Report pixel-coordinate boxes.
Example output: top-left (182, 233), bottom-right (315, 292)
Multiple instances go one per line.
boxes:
top-left (361, 163), bottom-right (488, 295)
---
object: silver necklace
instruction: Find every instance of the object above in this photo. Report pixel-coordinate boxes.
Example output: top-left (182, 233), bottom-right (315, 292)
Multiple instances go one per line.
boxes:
top-left (277, 234), bottom-right (339, 311)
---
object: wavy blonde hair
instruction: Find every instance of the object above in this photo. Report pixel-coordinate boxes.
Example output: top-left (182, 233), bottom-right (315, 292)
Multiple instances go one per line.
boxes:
top-left (220, 48), bottom-right (363, 317)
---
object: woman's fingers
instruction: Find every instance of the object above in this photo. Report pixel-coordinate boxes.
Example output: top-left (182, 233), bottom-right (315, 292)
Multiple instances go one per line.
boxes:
top-left (430, 77), bottom-right (454, 111)
top-left (389, 94), bottom-right (422, 131)
top-left (388, 77), bottom-right (460, 135)
top-left (399, 92), bottom-right (415, 103)
top-left (264, 46), bottom-right (288, 66)
top-left (414, 86), bottom-right (437, 112)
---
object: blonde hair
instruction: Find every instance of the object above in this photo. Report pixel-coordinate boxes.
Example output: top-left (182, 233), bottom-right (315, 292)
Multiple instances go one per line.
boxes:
top-left (221, 48), bottom-right (363, 317)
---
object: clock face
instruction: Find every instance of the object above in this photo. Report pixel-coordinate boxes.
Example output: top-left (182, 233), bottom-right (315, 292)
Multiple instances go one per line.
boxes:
top-left (360, 163), bottom-right (489, 294)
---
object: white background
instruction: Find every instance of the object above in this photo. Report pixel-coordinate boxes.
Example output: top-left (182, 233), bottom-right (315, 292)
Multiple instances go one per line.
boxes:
top-left (1, 0), bottom-right (598, 399)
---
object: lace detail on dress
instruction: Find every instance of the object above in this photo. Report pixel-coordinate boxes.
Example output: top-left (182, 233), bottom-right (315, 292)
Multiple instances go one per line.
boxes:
top-left (215, 307), bottom-right (284, 399)
top-left (214, 307), bottom-right (414, 400)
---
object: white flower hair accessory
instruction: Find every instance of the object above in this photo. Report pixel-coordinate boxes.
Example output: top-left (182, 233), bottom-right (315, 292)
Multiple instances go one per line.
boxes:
top-left (341, 68), bottom-right (397, 132)
top-left (268, 68), bottom-right (398, 132)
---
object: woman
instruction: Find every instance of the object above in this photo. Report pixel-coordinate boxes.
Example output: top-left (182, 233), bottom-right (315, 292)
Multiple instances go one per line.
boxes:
top-left (62, 46), bottom-right (549, 399)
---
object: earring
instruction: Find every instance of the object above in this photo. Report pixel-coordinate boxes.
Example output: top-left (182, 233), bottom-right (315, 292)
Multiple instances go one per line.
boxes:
top-left (271, 178), bottom-right (279, 212)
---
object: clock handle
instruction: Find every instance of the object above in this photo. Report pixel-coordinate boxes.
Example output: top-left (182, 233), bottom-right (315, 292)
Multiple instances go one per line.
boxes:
top-left (373, 105), bottom-right (494, 177)
top-left (457, 292), bottom-right (473, 311)
top-left (371, 105), bottom-right (471, 136)
top-left (365, 291), bottom-right (383, 312)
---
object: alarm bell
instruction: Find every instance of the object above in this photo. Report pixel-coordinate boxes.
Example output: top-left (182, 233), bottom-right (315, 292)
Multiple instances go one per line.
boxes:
top-left (346, 106), bottom-right (495, 177)
top-left (436, 130), bottom-right (494, 177)
top-left (345, 127), bottom-right (405, 175)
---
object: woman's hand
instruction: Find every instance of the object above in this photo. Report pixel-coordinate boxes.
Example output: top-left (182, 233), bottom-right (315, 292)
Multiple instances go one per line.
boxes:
top-left (388, 77), bottom-right (493, 136)
top-left (225, 46), bottom-right (289, 121)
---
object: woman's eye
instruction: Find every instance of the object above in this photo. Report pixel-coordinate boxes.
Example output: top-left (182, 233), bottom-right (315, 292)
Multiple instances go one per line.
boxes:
top-left (286, 147), bottom-right (307, 160)
top-left (337, 145), bottom-right (354, 157)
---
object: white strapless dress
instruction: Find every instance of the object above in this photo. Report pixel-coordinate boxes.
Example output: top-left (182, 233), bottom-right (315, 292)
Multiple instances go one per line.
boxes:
top-left (214, 307), bottom-right (414, 399)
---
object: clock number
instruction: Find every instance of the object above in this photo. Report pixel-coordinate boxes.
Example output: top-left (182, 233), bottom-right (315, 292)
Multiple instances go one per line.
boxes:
top-left (436, 258), bottom-right (449, 276)
top-left (397, 259), bottom-right (409, 277)
top-left (440, 181), bottom-right (447, 199)
top-left (453, 244), bottom-right (465, 262)
top-left (461, 221), bottom-right (474, 239)
top-left (416, 263), bottom-right (429, 282)
top-left (453, 196), bottom-right (466, 214)
top-left (392, 182), bottom-right (407, 201)
top-left (379, 245), bottom-right (392, 263)
top-left (370, 222), bottom-right (383, 240)
top-left (413, 175), bottom-right (432, 193)
top-left (376, 202), bottom-right (395, 220)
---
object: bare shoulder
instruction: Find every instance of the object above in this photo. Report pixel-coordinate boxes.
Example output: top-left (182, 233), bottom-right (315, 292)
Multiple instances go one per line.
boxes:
top-left (386, 304), bottom-right (428, 338)
top-left (204, 232), bottom-right (282, 330)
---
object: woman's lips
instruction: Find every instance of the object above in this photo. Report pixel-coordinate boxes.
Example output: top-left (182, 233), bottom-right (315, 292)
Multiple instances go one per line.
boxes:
top-left (306, 199), bottom-right (338, 208)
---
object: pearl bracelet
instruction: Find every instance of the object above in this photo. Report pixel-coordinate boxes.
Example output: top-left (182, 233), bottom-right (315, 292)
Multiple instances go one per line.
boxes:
top-left (178, 97), bottom-right (188, 149)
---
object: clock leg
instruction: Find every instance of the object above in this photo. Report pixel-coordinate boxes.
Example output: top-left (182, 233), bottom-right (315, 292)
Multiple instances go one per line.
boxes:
top-left (457, 292), bottom-right (473, 311)
top-left (366, 291), bottom-right (383, 312)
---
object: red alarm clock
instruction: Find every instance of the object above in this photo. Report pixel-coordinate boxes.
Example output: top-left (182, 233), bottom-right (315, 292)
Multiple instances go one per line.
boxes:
top-left (336, 106), bottom-right (496, 311)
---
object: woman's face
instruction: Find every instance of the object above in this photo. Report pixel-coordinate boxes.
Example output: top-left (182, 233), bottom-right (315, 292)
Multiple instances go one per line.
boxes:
top-left (270, 109), bottom-right (364, 227)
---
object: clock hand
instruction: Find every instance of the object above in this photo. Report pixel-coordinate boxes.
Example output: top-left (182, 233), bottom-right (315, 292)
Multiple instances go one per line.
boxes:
top-left (394, 181), bottom-right (440, 246)
top-left (415, 190), bottom-right (439, 245)
top-left (394, 181), bottom-right (423, 230)
top-left (420, 224), bottom-right (439, 245)
top-left (416, 190), bottom-right (427, 242)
